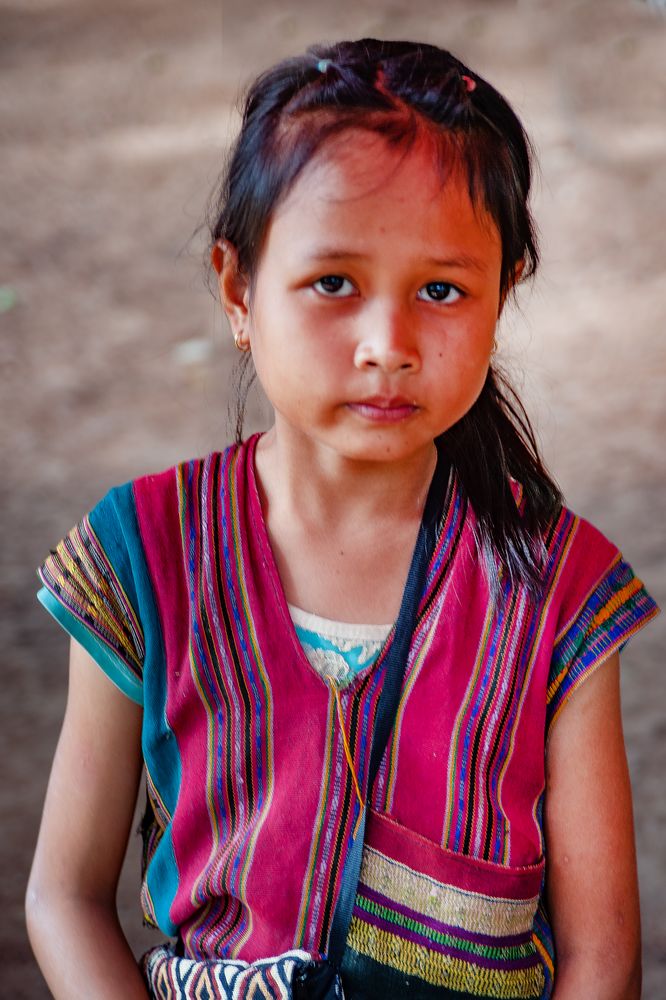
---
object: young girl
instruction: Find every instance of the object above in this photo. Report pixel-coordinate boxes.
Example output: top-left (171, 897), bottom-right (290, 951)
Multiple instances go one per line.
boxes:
top-left (27, 39), bottom-right (658, 1000)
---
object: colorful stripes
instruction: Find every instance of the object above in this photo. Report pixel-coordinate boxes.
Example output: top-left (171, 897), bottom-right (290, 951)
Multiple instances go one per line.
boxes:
top-left (548, 550), bottom-right (658, 729)
top-left (354, 888), bottom-right (536, 963)
top-left (38, 513), bottom-right (144, 683)
top-left (36, 434), bottom-right (660, 1000)
top-left (296, 665), bottom-right (384, 954)
top-left (174, 451), bottom-right (275, 959)
top-left (345, 818), bottom-right (545, 998)
top-left (373, 479), bottom-right (466, 815)
top-left (438, 503), bottom-right (659, 870)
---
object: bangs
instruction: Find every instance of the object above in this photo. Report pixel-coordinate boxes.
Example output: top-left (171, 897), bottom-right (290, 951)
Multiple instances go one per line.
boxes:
top-left (257, 109), bottom-right (533, 298)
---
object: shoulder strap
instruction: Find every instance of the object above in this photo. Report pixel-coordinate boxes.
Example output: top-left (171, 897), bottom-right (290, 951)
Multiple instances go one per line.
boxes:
top-left (325, 446), bottom-right (450, 968)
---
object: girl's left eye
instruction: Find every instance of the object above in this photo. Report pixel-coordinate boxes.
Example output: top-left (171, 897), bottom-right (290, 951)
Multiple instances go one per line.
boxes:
top-left (417, 282), bottom-right (462, 304)
top-left (312, 275), bottom-right (355, 297)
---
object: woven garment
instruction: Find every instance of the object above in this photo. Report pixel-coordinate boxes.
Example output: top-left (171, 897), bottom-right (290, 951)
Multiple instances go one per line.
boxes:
top-left (37, 434), bottom-right (659, 999)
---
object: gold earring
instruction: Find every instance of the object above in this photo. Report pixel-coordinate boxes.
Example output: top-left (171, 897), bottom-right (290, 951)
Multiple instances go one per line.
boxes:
top-left (234, 331), bottom-right (250, 353)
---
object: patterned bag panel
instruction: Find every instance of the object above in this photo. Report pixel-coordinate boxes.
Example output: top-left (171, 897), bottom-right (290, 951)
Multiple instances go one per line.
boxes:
top-left (142, 946), bottom-right (316, 1000)
top-left (341, 810), bottom-right (546, 1000)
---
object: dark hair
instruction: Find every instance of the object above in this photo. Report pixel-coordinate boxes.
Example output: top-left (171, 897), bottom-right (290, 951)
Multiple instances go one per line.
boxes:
top-left (207, 38), bottom-right (561, 596)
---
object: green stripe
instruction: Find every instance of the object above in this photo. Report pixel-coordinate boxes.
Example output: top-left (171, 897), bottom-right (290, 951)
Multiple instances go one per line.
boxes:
top-left (356, 896), bottom-right (535, 961)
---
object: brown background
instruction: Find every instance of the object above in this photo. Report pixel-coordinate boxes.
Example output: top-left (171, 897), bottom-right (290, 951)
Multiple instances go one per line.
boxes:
top-left (1, 0), bottom-right (664, 996)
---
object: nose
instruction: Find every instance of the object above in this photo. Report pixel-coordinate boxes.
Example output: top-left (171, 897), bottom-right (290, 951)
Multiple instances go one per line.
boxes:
top-left (353, 305), bottom-right (421, 374)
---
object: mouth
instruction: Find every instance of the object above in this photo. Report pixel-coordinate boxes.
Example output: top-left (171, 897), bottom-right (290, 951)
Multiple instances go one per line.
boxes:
top-left (347, 396), bottom-right (419, 423)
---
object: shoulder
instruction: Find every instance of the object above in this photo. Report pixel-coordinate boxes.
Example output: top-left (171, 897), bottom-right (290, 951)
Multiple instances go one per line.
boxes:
top-left (72, 443), bottom-right (247, 573)
top-left (504, 483), bottom-right (658, 642)
top-left (527, 498), bottom-right (658, 649)
top-left (100, 441), bottom-right (248, 519)
top-left (539, 504), bottom-right (658, 639)
top-left (546, 505), bottom-right (622, 592)
top-left (548, 502), bottom-right (657, 615)
top-left (132, 441), bottom-right (244, 494)
top-left (507, 479), bottom-right (626, 601)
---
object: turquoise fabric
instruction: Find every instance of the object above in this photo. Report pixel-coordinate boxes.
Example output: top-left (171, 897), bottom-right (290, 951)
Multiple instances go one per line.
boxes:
top-left (293, 622), bottom-right (384, 676)
top-left (37, 585), bottom-right (144, 704)
top-left (97, 483), bottom-right (182, 937)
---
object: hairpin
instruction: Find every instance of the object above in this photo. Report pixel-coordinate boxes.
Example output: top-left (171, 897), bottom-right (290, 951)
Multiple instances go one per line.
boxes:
top-left (317, 59), bottom-right (332, 73)
top-left (461, 74), bottom-right (477, 93)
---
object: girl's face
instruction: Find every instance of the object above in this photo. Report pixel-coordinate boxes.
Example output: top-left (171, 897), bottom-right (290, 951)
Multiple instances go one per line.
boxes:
top-left (221, 130), bottom-right (504, 469)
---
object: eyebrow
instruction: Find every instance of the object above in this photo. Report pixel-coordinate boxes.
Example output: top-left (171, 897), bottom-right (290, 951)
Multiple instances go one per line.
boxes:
top-left (304, 247), bottom-right (489, 273)
top-left (305, 248), bottom-right (367, 262)
top-left (425, 254), bottom-right (489, 273)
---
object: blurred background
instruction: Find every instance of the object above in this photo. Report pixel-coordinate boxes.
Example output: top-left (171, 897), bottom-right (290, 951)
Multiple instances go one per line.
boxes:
top-left (1, 0), bottom-right (664, 995)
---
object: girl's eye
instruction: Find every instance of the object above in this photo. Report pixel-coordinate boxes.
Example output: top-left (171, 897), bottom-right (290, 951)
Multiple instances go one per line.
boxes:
top-left (313, 275), bottom-right (355, 297)
top-left (417, 282), bottom-right (462, 304)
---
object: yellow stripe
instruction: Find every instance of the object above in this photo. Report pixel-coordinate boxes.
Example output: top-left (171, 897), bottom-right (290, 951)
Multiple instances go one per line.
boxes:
top-left (590, 577), bottom-right (641, 628)
top-left (532, 930), bottom-right (554, 977)
top-left (294, 695), bottom-right (337, 945)
top-left (328, 677), bottom-right (365, 836)
top-left (348, 916), bottom-right (544, 996)
top-left (383, 616), bottom-right (438, 811)
top-left (442, 602), bottom-right (494, 847)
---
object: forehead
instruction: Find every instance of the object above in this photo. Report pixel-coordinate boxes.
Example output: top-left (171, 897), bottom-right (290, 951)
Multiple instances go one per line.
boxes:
top-left (267, 129), bottom-right (501, 258)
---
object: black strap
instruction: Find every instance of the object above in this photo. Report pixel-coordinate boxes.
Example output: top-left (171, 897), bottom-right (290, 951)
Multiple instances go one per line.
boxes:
top-left (325, 446), bottom-right (449, 969)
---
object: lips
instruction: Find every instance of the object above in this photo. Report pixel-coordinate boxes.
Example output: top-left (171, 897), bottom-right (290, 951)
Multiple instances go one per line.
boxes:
top-left (347, 396), bottom-right (419, 423)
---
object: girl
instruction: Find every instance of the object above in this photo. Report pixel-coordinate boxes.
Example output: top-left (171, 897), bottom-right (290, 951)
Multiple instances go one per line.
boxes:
top-left (27, 39), bottom-right (658, 1000)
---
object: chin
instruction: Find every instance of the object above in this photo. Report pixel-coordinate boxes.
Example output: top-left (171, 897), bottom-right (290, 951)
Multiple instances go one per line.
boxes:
top-left (327, 432), bottom-right (436, 466)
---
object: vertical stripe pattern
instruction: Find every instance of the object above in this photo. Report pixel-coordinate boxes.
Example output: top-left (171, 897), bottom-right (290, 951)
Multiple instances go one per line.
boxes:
top-left (36, 435), bottom-right (659, 999)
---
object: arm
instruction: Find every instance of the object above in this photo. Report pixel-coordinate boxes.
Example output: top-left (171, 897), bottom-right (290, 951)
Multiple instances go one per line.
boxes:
top-left (26, 639), bottom-right (149, 999)
top-left (544, 651), bottom-right (641, 999)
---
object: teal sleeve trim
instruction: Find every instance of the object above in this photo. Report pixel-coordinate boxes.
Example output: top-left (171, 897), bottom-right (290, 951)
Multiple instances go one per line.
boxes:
top-left (37, 585), bottom-right (144, 706)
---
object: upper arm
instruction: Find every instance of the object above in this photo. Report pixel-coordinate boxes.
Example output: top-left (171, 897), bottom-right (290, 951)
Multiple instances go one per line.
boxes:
top-left (544, 652), bottom-right (640, 987)
top-left (29, 638), bottom-right (144, 905)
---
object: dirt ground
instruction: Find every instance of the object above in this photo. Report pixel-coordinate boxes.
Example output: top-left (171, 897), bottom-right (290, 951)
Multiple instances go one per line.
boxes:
top-left (1, 0), bottom-right (664, 996)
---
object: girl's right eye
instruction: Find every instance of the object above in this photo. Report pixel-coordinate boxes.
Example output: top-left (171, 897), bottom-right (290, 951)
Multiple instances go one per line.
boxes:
top-left (312, 275), bottom-right (355, 297)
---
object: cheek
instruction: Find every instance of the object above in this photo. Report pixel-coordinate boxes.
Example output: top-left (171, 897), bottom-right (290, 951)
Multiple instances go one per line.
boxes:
top-left (435, 319), bottom-right (494, 372)
top-left (430, 324), bottom-right (494, 406)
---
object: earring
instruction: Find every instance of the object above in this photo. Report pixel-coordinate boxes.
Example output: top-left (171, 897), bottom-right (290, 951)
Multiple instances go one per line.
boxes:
top-left (234, 331), bottom-right (250, 353)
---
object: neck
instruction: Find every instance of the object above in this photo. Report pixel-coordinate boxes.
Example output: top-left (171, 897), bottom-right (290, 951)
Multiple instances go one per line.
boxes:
top-left (254, 426), bottom-right (437, 532)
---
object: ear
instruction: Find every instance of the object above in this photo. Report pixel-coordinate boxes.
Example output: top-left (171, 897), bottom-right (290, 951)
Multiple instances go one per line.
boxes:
top-left (498, 258), bottom-right (525, 315)
top-left (512, 258), bottom-right (526, 284)
top-left (211, 240), bottom-right (251, 350)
